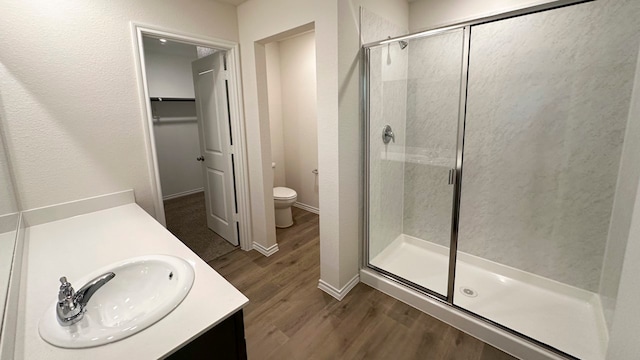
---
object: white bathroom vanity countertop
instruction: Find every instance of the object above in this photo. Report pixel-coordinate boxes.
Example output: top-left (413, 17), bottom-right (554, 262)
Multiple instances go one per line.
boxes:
top-left (14, 200), bottom-right (248, 359)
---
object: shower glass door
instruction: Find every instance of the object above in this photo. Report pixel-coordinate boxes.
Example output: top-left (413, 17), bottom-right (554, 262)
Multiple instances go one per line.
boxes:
top-left (365, 28), bottom-right (465, 298)
top-left (454, 1), bottom-right (638, 359)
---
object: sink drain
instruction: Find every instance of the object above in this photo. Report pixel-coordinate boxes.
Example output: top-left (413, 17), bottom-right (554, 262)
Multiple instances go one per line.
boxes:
top-left (460, 286), bottom-right (478, 298)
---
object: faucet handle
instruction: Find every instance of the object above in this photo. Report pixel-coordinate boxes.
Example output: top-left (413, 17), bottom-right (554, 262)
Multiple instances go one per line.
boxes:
top-left (58, 276), bottom-right (74, 301)
top-left (382, 125), bottom-right (395, 144)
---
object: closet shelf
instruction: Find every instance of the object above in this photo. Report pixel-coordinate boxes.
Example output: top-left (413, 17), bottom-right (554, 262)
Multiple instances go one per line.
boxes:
top-left (150, 97), bottom-right (195, 102)
top-left (152, 116), bottom-right (197, 123)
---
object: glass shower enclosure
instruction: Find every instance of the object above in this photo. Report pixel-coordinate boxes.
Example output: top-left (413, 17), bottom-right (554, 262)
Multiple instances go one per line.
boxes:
top-left (362, 1), bottom-right (640, 359)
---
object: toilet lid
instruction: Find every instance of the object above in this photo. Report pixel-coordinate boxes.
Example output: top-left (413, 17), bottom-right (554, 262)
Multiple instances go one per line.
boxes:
top-left (273, 187), bottom-right (297, 199)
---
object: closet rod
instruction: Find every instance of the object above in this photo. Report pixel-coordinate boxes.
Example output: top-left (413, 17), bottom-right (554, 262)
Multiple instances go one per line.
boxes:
top-left (150, 97), bottom-right (195, 102)
top-left (152, 116), bottom-right (197, 123)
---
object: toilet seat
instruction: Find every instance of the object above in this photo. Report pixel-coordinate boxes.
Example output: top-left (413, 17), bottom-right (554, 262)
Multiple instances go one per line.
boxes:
top-left (273, 187), bottom-right (297, 200)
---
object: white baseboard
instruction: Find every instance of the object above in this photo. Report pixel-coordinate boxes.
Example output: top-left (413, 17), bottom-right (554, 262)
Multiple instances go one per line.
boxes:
top-left (252, 242), bottom-right (279, 257)
top-left (318, 274), bottom-right (360, 301)
top-left (162, 188), bottom-right (204, 201)
top-left (293, 202), bottom-right (319, 215)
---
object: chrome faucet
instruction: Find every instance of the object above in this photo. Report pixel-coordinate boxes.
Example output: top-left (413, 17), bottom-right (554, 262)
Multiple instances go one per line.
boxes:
top-left (56, 272), bottom-right (115, 326)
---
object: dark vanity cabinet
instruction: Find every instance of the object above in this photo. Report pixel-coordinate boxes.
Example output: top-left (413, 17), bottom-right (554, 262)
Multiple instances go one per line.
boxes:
top-left (167, 310), bottom-right (247, 360)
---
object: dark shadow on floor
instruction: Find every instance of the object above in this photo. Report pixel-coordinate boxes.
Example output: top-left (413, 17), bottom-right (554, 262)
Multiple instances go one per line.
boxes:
top-left (164, 191), bottom-right (238, 262)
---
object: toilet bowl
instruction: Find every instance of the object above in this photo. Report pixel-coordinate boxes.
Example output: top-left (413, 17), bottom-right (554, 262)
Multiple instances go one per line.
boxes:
top-left (273, 186), bottom-right (297, 228)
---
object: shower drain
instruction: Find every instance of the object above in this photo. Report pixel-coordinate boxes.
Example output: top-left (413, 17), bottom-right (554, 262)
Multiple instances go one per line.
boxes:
top-left (460, 286), bottom-right (478, 298)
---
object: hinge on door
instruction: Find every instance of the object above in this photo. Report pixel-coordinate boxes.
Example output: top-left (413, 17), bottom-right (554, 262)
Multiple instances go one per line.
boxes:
top-left (229, 145), bottom-right (234, 154)
top-left (233, 213), bottom-right (239, 222)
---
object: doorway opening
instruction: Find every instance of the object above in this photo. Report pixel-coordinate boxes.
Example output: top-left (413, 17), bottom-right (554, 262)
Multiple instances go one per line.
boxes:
top-left (133, 26), bottom-right (252, 260)
top-left (263, 25), bottom-right (320, 242)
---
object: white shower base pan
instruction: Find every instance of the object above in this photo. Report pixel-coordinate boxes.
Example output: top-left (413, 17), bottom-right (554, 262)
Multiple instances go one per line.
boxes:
top-left (370, 234), bottom-right (607, 360)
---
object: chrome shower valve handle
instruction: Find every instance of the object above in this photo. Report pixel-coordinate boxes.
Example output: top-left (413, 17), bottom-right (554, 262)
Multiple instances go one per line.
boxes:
top-left (382, 125), bottom-right (395, 144)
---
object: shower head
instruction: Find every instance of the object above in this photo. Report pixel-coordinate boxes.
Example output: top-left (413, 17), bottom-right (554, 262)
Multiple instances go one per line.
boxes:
top-left (399, 40), bottom-right (408, 50)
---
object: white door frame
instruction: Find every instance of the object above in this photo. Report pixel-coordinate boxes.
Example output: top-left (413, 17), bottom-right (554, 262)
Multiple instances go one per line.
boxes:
top-left (131, 23), bottom-right (253, 251)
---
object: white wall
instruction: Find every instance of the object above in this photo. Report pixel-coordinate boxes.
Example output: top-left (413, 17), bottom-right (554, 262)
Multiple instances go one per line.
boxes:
top-left (267, 33), bottom-right (319, 208)
top-left (143, 38), bottom-right (198, 99)
top-left (266, 42), bottom-right (286, 187)
top-left (237, 0), bottom-right (343, 287)
top-left (0, 0), bottom-right (238, 216)
top-left (0, 141), bottom-right (18, 215)
top-left (151, 102), bottom-right (203, 199)
top-left (143, 38), bottom-right (205, 199)
top-left (277, 31), bottom-right (319, 209)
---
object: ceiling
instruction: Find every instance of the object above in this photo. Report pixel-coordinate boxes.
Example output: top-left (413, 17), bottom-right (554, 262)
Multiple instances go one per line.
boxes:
top-left (215, 0), bottom-right (248, 6)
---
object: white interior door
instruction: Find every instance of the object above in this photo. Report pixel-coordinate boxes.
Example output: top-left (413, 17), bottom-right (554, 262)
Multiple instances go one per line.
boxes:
top-left (192, 52), bottom-right (238, 246)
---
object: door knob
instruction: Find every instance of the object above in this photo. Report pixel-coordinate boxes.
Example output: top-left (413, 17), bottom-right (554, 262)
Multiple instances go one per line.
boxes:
top-left (196, 156), bottom-right (205, 162)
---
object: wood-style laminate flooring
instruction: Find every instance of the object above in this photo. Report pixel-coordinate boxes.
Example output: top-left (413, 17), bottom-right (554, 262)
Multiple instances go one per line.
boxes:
top-left (208, 207), bottom-right (518, 360)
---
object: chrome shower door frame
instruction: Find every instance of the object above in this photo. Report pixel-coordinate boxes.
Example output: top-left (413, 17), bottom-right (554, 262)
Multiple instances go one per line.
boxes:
top-left (361, 26), bottom-right (466, 303)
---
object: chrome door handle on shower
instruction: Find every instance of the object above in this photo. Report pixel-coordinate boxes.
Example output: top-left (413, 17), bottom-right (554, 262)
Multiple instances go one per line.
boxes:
top-left (196, 156), bottom-right (205, 162)
top-left (382, 125), bottom-right (395, 144)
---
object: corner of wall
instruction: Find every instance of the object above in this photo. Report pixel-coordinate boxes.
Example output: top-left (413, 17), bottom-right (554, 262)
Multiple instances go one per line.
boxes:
top-left (600, 37), bottom-right (640, 334)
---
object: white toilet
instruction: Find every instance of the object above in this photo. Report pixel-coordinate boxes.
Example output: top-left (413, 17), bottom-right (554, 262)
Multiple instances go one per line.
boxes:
top-left (274, 187), bottom-right (297, 228)
top-left (272, 163), bottom-right (297, 228)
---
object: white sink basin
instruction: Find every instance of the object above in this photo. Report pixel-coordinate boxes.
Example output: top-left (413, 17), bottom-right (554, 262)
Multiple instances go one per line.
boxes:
top-left (39, 255), bottom-right (195, 348)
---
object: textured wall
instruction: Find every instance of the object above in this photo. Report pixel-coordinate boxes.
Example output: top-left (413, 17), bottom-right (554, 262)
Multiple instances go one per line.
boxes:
top-left (363, 8), bottom-right (408, 259)
top-left (0, 0), bottom-right (238, 215)
top-left (401, 30), bottom-right (463, 249)
top-left (0, 133), bottom-right (17, 216)
top-left (457, 0), bottom-right (640, 291)
top-left (0, 128), bottom-right (18, 328)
